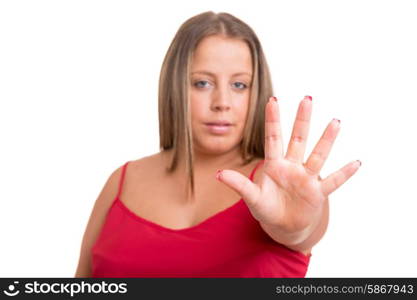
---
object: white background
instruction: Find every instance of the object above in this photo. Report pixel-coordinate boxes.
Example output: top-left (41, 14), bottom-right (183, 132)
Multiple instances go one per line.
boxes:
top-left (1, 0), bottom-right (416, 277)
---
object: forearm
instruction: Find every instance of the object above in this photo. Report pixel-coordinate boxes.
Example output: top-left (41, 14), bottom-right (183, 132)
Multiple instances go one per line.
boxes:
top-left (260, 198), bottom-right (329, 254)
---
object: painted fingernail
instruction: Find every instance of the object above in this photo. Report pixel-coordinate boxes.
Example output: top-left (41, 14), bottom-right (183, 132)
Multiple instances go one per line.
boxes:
top-left (356, 160), bottom-right (362, 167)
top-left (216, 170), bottom-right (222, 180)
top-left (305, 95), bottom-right (312, 101)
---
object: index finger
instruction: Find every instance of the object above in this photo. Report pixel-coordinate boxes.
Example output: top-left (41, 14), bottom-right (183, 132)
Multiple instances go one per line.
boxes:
top-left (265, 96), bottom-right (283, 161)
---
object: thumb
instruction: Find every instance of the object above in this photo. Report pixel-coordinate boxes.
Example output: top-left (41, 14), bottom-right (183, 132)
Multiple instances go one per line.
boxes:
top-left (216, 169), bottom-right (260, 207)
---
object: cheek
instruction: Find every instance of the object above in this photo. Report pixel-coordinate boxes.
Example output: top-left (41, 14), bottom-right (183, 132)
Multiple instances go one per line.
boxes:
top-left (236, 98), bottom-right (251, 121)
top-left (190, 101), bottom-right (206, 123)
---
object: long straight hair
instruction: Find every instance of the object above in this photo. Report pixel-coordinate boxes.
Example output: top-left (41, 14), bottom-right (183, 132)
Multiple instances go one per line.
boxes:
top-left (158, 11), bottom-right (274, 197)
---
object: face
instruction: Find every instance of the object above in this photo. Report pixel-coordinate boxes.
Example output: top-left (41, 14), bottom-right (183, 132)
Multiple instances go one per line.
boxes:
top-left (189, 35), bottom-right (253, 156)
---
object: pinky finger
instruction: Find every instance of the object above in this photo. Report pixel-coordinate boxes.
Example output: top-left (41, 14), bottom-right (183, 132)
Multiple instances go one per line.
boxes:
top-left (321, 160), bottom-right (362, 196)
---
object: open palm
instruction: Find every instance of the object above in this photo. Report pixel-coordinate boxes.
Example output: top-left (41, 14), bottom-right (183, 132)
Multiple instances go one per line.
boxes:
top-left (218, 95), bottom-right (361, 236)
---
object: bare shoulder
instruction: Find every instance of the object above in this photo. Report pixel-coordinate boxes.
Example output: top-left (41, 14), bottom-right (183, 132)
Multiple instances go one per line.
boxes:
top-left (127, 152), bottom-right (166, 180)
top-left (120, 152), bottom-right (171, 198)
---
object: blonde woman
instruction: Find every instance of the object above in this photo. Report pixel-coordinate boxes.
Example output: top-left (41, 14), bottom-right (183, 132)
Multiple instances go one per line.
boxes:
top-left (75, 11), bottom-right (360, 278)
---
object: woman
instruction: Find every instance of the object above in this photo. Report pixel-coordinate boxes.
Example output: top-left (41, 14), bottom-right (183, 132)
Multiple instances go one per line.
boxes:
top-left (75, 11), bottom-right (360, 278)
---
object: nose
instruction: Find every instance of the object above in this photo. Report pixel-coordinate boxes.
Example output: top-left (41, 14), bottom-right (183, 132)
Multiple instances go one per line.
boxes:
top-left (210, 83), bottom-right (231, 112)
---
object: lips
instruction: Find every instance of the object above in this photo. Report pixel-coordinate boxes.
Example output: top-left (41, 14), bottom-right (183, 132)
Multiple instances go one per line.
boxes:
top-left (205, 121), bottom-right (232, 126)
top-left (204, 122), bottom-right (233, 134)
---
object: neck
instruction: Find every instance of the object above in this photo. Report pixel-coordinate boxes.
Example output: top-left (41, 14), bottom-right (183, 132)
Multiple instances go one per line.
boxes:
top-left (163, 145), bottom-right (246, 175)
top-left (193, 146), bottom-right (244, 171)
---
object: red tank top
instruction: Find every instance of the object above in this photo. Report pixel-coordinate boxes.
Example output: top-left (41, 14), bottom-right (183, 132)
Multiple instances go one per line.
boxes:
top-left (91, 160), bottom-right (311, 277)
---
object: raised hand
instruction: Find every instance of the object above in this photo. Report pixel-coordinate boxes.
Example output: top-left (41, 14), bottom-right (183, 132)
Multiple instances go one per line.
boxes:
top-left (217, 95), bottom-right (361, 246)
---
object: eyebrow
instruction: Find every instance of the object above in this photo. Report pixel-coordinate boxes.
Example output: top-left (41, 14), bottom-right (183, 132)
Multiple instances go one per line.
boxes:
top-left (191, 71), bottom-right (252, 77)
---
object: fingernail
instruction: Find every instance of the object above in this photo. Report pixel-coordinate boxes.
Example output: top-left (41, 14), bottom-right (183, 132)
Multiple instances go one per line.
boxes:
top-left (270, 96), bottom-right (277, 102)
top-left (216, 170), bottom-right (222, 180)
top-left (333, 118), bottom-right (341, 123)
top-left (356, 160), bottom-right (362, 167)
top-left (305, 95), bottom-right (312, 101)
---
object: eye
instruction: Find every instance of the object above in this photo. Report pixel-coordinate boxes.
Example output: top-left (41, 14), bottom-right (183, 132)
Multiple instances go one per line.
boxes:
top-left (193, 80), bottom-right (211, 89)
top-left (233, 82), bottom-right (248, 89)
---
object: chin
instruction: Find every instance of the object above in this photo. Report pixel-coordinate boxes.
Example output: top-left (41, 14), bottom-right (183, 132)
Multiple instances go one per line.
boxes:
top-left (193, 131), bottom-right (243, 154)
top-left (194, 140), bottom-right (239, 155)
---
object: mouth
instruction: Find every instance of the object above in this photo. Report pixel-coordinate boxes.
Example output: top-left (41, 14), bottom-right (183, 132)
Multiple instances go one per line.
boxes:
top-left (205, 122), bottom-right (232, 126)
top-left (204, 122), bottom-right (233, 134)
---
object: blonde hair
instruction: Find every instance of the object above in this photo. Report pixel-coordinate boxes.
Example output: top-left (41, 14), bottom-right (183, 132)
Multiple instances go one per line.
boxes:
top-left (158, 11), bottom-right (274, 196)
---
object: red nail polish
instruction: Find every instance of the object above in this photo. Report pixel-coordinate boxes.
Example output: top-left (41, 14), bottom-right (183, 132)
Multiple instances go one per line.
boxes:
top-left (216, 170), bottom-right (222, 180)
top-left (305, 95), bottom-right (312, 101)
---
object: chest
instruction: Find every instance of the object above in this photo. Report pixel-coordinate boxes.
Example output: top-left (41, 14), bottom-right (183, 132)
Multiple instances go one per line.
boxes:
top-left (120, 171), bottom-right (245, 230)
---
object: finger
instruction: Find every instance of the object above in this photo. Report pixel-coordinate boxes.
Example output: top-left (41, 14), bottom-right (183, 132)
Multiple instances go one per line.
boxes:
top-left (321, 160), bottom-right (362, 196)
top-left (304, 118), bottom-right (341, 175)
top-left (285, 95), bottom-right (313, 163)
top-left (265, 96), bottom-right (284, 161)
top-left (216, 169), bottom-right (261, 207)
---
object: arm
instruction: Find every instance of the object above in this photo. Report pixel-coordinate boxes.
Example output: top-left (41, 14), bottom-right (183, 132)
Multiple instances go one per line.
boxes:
top-left (74, 166), bottom-right (122, 277)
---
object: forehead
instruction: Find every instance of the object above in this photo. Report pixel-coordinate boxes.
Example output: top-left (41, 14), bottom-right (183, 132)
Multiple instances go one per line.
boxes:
top-left (191, 35), bottom-right (252, 76)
